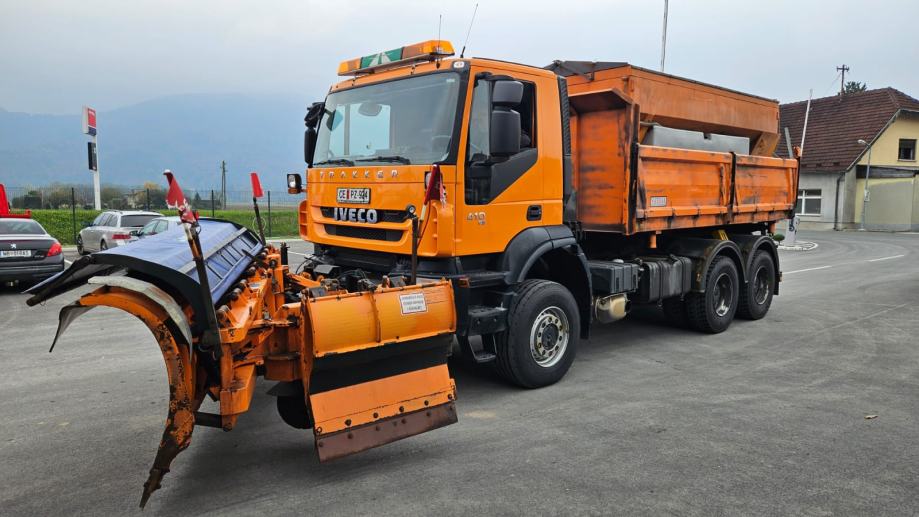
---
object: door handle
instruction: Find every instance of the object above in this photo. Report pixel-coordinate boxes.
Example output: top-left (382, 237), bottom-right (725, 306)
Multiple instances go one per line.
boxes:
top-left (526, 205), bottom-right (542, 221)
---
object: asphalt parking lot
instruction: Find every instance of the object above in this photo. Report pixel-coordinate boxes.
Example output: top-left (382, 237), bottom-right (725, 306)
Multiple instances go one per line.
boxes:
top-left (2, 230), bottom-right (918, 515)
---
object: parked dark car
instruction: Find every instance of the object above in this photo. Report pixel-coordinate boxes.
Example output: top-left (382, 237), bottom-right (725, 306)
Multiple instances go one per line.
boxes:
top-left (0, 218), bottom-right (65, 285)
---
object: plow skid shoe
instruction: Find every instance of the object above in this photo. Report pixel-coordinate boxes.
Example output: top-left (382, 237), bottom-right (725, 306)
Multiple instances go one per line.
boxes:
top-left (304, 281), bottom-right (459, 461)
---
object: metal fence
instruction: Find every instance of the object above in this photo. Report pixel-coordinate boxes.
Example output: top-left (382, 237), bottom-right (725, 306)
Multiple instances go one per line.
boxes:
top-left (3, 184), bottom-right (303, 244)
top-left (3, 185), bottom-right (303, 211)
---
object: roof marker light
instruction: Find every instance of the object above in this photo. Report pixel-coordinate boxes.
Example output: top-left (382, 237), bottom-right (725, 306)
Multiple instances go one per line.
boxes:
top-left (338, 40), bottom-right (455, 76)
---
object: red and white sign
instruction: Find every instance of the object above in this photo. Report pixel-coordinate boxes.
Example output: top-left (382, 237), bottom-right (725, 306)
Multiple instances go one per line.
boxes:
top-left (82, 106), bottom-right (97, 136)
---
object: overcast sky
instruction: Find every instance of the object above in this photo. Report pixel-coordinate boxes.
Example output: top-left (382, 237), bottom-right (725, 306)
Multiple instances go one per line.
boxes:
top-left (2, 0), bottom-right (918, 114)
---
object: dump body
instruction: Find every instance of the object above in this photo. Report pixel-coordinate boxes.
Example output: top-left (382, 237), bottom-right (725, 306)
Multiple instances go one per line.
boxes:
top-left (549, 62), bottom-right (796, 235)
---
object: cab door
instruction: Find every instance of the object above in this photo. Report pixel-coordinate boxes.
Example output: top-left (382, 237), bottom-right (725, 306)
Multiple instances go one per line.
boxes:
top-left (456, 67), bottom-right (559, 256)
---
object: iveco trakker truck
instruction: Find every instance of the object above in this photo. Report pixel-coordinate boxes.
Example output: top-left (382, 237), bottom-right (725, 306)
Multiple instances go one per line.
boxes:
top-left (290, 40), bottom-right (797, 388)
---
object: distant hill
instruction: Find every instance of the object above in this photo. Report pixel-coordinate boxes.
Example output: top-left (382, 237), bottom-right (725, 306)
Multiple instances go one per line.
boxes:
top-left (0, 94), bottom-right (310, 190)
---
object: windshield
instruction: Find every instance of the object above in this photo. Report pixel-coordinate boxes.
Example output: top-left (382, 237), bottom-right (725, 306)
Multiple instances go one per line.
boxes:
top-left (0, 219), bottom-right (45, 235)
top-left (314, 72), bottom-right (461, 166)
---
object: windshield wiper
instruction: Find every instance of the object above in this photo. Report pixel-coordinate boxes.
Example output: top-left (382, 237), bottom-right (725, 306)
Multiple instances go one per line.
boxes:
top-left (355, 155), bottom-right (412, 164)
top-left (313, 158), bottom-right (355, 166)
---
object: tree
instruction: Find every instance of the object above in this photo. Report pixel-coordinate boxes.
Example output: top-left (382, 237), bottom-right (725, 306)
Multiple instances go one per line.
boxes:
top-left (844, 81), bottom-right (867, 93)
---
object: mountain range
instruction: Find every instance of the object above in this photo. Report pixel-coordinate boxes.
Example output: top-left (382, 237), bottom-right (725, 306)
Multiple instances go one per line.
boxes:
top-left (0, 94), bottom-right (311, 190)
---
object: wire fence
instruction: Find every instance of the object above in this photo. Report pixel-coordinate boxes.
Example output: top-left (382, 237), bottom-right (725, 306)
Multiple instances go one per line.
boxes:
top-left (3, 185), bottom-right (304, 245)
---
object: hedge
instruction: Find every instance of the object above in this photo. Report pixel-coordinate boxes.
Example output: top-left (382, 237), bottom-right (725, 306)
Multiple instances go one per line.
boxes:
top-left (28, 208), bottom-right (299, 245)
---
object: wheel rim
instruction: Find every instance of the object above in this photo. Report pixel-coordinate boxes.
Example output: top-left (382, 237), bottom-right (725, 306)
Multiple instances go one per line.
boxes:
top-left (752, 266), bottom-right (771, 305)
top-left (712, 272), bottom-right (734, 317)
top-left (529, 306), bottom-right (570, 368)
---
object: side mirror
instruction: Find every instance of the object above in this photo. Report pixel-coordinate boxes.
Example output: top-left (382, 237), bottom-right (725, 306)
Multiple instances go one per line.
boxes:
top-left (287, 173), bottom-right (304, 194)
top-left (304, 127), bottom-right (318, 166)
top-left (304, 101), bottom-right (325, 167)
top-left (490, 110), bottom-right (521, 157)
top-left (492, 80), bottom-right (523, 107)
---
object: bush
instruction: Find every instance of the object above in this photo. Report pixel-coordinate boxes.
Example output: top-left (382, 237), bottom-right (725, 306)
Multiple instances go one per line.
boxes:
top-left (772, 233), bottom-right (785, 242)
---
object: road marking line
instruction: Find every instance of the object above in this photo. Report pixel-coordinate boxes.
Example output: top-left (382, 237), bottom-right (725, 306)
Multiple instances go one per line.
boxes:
top-left (65, 260), bottom-right (72, 266)
top-left (784, 265), bottom-right (832, 275)
top-left (288, 251), bottom-right (309, 256)
top-left (867, 254), bottom-right (904, 262)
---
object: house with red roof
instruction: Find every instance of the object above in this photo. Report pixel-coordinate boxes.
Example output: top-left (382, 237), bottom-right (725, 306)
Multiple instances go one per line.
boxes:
top-left (777, 88), bottom-right (919, 231)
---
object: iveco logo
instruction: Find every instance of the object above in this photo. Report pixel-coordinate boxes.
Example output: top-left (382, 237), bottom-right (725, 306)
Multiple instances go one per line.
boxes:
top-left (10, 243), bottom-right (16, 249)
top-left (334, 207), bottom-right (379, 224)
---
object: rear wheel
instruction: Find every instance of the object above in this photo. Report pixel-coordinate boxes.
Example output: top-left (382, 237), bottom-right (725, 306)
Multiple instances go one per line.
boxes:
top-left (737, 251), bottom-right (775, 320)
top-left (495, 280), bottom-right (579, 388)
top-left (99, 240), bottom-right (108, 251)
top-left (686, 256), bottom-right (739, 334)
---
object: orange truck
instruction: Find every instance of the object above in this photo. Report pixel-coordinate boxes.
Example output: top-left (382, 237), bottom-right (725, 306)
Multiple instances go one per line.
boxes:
top-left (26, 40), bottom-right (796, 507)
top-left (291, 41), bottom-right (797, 386)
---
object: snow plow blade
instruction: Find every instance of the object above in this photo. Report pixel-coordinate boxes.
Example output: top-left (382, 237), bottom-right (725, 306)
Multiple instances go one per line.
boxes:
top-left (25, 216), bottom-right (458, 507)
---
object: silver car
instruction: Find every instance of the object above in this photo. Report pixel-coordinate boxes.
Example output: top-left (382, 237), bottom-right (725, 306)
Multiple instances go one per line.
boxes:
top-left (77, 210), bottom-right (162, 254)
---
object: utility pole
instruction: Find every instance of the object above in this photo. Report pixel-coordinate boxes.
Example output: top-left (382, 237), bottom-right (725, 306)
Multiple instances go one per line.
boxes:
top-left (220, 160), bottom-right (227, 209)
top-left (837, 64), bottom-right (849, 94)
top-left (660, 0), bottom-right (669, 72)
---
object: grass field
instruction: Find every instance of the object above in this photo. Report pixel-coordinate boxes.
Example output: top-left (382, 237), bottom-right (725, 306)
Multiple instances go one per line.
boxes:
top-left (29, 208), bottom-right (299, 245)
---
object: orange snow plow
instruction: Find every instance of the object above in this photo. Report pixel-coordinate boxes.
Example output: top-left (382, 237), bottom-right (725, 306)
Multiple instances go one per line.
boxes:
top-left (26, 172), bottom-right (458, 507)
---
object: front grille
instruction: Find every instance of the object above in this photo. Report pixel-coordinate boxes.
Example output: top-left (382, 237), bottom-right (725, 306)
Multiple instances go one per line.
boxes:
top-left (320, 207), bottom-right (406, 223)
top-left (324, 224), bottom-right (403, 242)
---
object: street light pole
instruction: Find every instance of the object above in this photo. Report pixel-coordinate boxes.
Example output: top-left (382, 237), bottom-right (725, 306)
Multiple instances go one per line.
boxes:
top-left (660, 0), bottom-right (669, 72)
top-left (858, 139), bottom-right (872, 230)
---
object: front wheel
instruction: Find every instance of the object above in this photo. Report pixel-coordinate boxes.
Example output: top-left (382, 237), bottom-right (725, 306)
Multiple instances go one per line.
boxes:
top-left (76, 235), bottom-right (85, 255)
top-left (495, 279), bottom-right (580, 388)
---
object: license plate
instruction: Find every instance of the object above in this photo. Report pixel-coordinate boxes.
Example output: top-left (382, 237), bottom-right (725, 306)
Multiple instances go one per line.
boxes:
top-left (337, 188), bottom-right (370, 204)
top-left (0, 250), bottom-right (31, 258)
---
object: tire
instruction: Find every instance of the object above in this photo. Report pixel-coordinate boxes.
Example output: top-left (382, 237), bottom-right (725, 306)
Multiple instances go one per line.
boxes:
top-left (99, 240), bottom-right (107, 251)
top-left (685, 256), bottom-right (739, 334)
top-left (276, 393), bottom-right (312, 429)
top-left (76, 236), bottom-right (85, 255)
top-left (661, 297), bottom-right (689, 328)
top-left (737, 251), bottom-right (775, 320)
top-left (495, 279), bottom-right (580, 388)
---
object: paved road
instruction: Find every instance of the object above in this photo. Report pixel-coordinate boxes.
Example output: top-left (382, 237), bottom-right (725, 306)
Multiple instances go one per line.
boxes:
top-left (2, 231), bottom-right (918, 515)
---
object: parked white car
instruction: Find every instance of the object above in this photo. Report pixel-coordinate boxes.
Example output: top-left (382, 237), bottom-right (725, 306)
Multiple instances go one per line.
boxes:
top-left (77, 210), bottom-right (162, 254)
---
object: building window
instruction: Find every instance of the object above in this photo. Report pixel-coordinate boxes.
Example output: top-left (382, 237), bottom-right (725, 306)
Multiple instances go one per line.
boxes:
top-left (795, 189), bottom-right (822, 216)
top-left (899, 139), bottom-right (916, 161)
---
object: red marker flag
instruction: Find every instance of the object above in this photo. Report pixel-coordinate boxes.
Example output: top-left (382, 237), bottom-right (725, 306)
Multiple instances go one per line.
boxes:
top-left (250, 172), bottom-right (264, 198)
top-left (163, 170), bottom-right (198, 224)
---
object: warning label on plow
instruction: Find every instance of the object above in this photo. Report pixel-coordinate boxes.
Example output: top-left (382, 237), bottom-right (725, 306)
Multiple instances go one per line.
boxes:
top-left (399, 292), bottom-right (428, 314)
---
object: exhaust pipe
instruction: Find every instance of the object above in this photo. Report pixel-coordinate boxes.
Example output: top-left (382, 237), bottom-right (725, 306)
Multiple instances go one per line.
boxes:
top-left (593, 294), bottom-right (630, 324)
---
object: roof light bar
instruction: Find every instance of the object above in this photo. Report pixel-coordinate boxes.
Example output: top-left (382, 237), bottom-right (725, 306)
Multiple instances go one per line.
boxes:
top-left (338, 40), bottom-right (455, 76)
